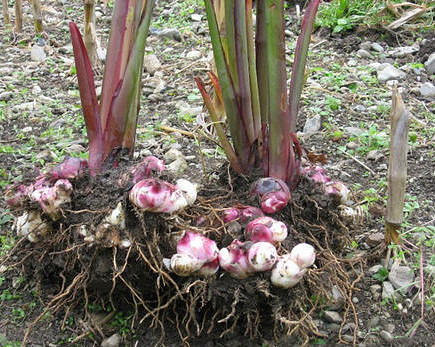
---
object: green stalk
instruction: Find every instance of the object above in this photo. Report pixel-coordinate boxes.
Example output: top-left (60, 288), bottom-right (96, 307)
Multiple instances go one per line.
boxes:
top-left (264, 0), bottom-right (289, 181)
top-left (288, 0), bottom-right (320, 132)
top-left (204, 0), bottom-right (250, 171)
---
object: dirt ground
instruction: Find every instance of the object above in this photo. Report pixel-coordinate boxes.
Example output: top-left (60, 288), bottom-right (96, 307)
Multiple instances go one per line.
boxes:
top-left (0, 1), bottom-right (434, 346)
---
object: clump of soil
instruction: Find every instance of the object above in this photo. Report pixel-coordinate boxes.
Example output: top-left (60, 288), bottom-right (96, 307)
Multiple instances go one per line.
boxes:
top-left (4, 160), bottom-right (363, 346)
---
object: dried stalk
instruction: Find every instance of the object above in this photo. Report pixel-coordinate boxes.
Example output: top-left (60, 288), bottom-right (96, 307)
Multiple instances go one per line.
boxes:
top-left (2, 0), bottom-right (10, 27)
top-left (14, 0), bottom-right (23, 32)
top-left (31, 0), bottom-right (44, 33)
top-left (385, 87), bottom-right (409, 244)
top-left (84, 0), bottom-right (99, 67)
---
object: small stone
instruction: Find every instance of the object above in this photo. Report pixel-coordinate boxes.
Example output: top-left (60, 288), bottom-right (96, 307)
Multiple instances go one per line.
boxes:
top-left (382, 281), bottom-right (400, 301)
top-left (186, 50), bottom-right (202, 60)
top-left (368, 316), bottom-right (380, 328)
top-left (327, 323), bottom-right (341, 332)
top-left (388, 265), bottom-right (415, 294)
top-left (31, 45), bottom-right (46, 61)
top-left (303, 114), bottom-right (321, 134)
top-left (384, 323), bottom-right (395, 333)
top-left (420, 82), bottom-right (435, 98)
top-left (370, 284), bottom-right (382, 298)
top-left (377, 65), bottom-right (406, 82)
top-left (323, 311), bottom-right (343, 324)
top-left (143, 54), bottom-right (162, 75)
top-left (368, 265), bottom-right (383, 274)
top-left (342, 322), bottom-right (355, 333)
top-left (101, 333), bottom-right (121, 347)
top-left (344, 126), bottom-right (364, 136)
top-left (371, 42), bottom-right (384, 52)
top-left (32, 85), bottom-right (42, 95)
top-left (329, 285), bottom-right (345, 310)
top-left (13, 102), bottom-right (36, 112)
top-left (65, 144), bottom-right (85, 155)
top-left (346, 141), bottom-right (359, 150)
top-left (0, 91), bottom-right (13, 101)
top-left (352, 297), bottom-right (359, 304)
top-left (424, 52), bottom-right (435, 74)
top-left (357, 49), bottom-right (373, 59)
top-left (388, 45), bottom-right (419, 58)
top-left (157, 28), bottom-right (182, 42)
top-left (366, 232), bottom-right (384, 246)
top-left (366, 150), bottom-right (383, 161)
top-left (359, 41), bottom-right (372, 50)
top-left (191, 13), bottom-right (202, 21)
top-left (36, 149), bottom-right (57, 161)
top-left (379, 330), bottom-right (394, 342)
top-left (354, 104), bottom-right (366, 112)
top-left (341, 335), bottom-right (354, 343)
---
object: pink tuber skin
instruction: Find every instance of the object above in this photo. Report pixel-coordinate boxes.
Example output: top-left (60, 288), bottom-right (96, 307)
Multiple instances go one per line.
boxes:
top-left (48, 157), bottom-right (88, 180)
top-left (251, 177), bottom-right (291, 214)
top-left (218, 240), bottom-right (253, 279)
top-left (170, 231), bottom-right (219, 277)
top-left (129, 178), bottom-right (197, 213)
top-left (222, 205), bottom-right (265, 224)
top-left (30, 179), bottom-right (73, 220)
top-left (245, 216), bottom-right (288, 244)
top-left (131, 156), bottom-right (165, 184)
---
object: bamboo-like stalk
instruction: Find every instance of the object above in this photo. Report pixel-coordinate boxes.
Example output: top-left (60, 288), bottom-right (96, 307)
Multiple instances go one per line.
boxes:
top-left (385, 87), bottom-right (410, 244)
top-left (84, 0), bottom-right (98, 67)
top-left (14, 0), bottom-right (23, 32)
top-left (2, 0), bottom-right (10, 27)
top-left (31, 0), bottom-right (43, 33)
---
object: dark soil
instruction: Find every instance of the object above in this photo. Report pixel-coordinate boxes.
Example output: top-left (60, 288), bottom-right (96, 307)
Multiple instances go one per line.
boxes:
top-left (0, 1), bottom-right (434, 347)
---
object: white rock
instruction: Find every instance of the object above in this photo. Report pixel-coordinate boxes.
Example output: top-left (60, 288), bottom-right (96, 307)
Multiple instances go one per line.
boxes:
top-left (31, 45), bottom-right (46, 62)
top-left (101, 333), bottom-right (121, 347)
top-left (382, 281), bottom-right (400, 301)
top-left (303, 114), bottom-right (321, 134)
top-left (32, 85), bottom-right (42, 95)
top-left (143, 54), bottom-right (161, 75)
top-left (191, 14), bottom-right (202, 21)
top-left (186, 50), bottom-right (202, 60)
top-left (357, 49), bottom-right (373, 59)
top-left (377, 65), bottom-right (406, 82)
top-left (388, 45), bottom-right (419, 58)
top-left (323, 311), bottom-right (343, 324)
top-left (424, 52), bottom-right (435, 74)
top-left (420, 82), bottom-right (435, 98)
top-left (388, 265), bottom-right (415, 294)
top-left (371, 42), bottom-right (384, 52)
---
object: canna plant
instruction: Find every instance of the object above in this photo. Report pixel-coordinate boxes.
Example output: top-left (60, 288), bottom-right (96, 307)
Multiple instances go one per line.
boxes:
top-left (70, 0), bottom-right (154, 175)
top-left (196, 0), bottom-right (320, 204)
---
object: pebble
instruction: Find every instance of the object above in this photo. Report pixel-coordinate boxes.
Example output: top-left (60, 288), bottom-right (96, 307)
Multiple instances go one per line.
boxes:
top-left (191, 13), bottom-right (202, 21)
top-left (366, 150), bottom-right (383, 161)
top-left (101, 333), bottom-right (121, 347)
top-left (359, 41), bottom-right (372, 51)
top-left (371, 42), bottom-right (384, 53)
top-left (346, 141), bottom-right (359, 150)
top-left (13, 102), bottom-right (36, 112)
top-left (366, 232), bottom-right (384, 246)
top-left (302, 114), bottom-right (321, 134)
top-left (379, 330), bottom-right (394, 342)
top-left (157, 28), bottom-right (182, 42)
top-left (352, 297), bottom-right (359, 304)
top-left (424, 52), bottom-right (435, 74)
top-left (420, 82), bottom-right (435, 98)
top-left (323, 311), bottom-right (343, 324)
top-left (31, 45), bottom-right (46, 61)
top-left (368, 316), bottom-right (380, 328)
top-left (329, 285), bottom-right (345, 310)
top-left (357, 49), bottom-right (373, 59)
top-left (143, 54), bottom-right (162, 75)
top-left (186, 50), bottom-right (202, 60)
top-left (0, 91), bottom-right (13, 101)
top-left (344, 126), bottom-right (364, 136)
top-left (354, 104), bottom-right (366, 112)
top-left (382, 281), bottom-right (400, 301)
top-left (377, 65), bottom-right (406, 82)
top-left (369, 284), bottom-right (382, 300)
top-left (65, 144), bottom-right (85, 155)
top-left (341, 335), bottom-right (354, 343)
top-left (32, 85), bottom-right (42, 95)
top-left (388, 265), bottom-right (415, 294)
top-left (388, 45), bottom-right (419, 58)
top-left (384, 323), bottom-right (395, 333)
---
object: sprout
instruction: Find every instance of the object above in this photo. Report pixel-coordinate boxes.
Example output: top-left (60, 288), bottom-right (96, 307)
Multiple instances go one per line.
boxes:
top-left (251, 177), bottom-right (291, 214)
top-left (247, 242), bottom-right (278, 272)
top-left (129, 178), bottom-right (197, 213)
top-left (131, 155), bottom-right (165, 184)
top-left (271, 254), bottom-right (306, 288)
top-left (245, 216), bottom-right (288, 244)
top-left (104, 202), bottom-right (126, 229)
top-left (324, 181), bottom-right (350, 204)
top-left (222, 205), bottom-right (264, 224)
top-left (14, 211), bottom-right (52, 243)
top-left (290, 243), bottom-right (316, 269)
top-left (218, 240), bottom-right (252, 279)
top-left (49, 157), bottom-right (87, 180)
top-left (30, 179), bottom-right (73, 220)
